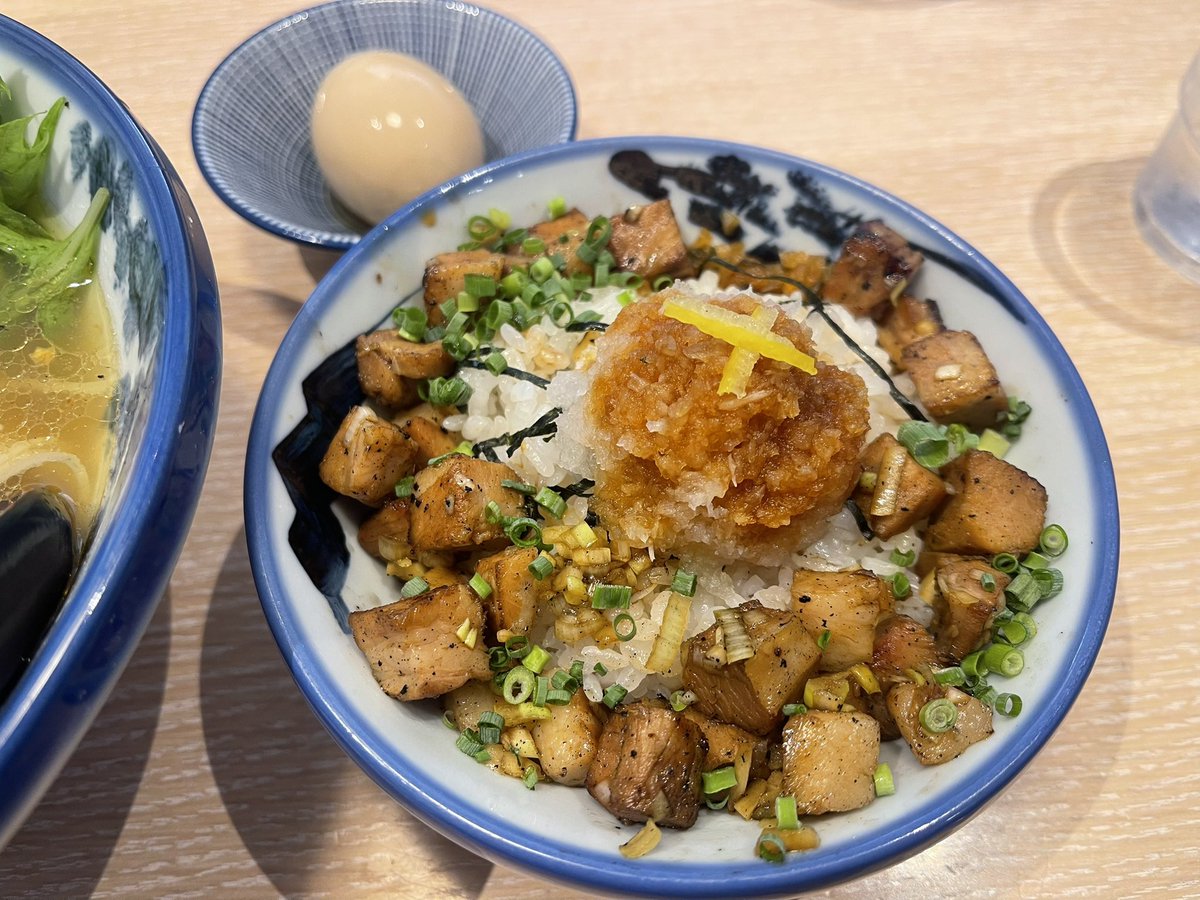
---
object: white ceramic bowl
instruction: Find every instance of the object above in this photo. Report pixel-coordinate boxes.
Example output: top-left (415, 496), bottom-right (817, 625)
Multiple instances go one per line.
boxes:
top-left (245, 137), bottom-right (1117, 896)
top-left (0, 16), bottom-right (220, 846)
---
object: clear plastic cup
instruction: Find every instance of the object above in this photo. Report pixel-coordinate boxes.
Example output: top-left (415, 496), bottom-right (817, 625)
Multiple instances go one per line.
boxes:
top-left (1134, 51), bottom-right (1200, 284)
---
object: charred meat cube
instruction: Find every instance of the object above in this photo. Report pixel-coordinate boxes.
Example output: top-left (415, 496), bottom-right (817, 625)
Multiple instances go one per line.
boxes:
top-left (319, 406), bottom-right (419, 507)
top-left (586, 701), bottom-right (706, 828)
top-left (423, 250), bottom-right (507, 324)
top-left (887, 682), bottom-right (993, 765)
top-left (926, 450), bottom-right (1048, 555)
top-left (395, 413), bottom-right (459, 468)
top-left (790, 569), bottom-right (891, 672)
top-left (681, 707), bottom-right (769, 776)
top-left (526, 208), bottom-right (592, 276)
top-left (901, 330), bottom-right (1007, 428)
top-left (473, 545), bottom-right (546, 636)
top-left (357, 497), bottom-right (412, 560)
top-left (853, 433), bottom-right (947, 539)
top-left (682, 601), bottom-right (821, 736)
top-left (530, 688), bottom-right (603, 787)
top-left (876, 294), bottom-right (944, 369)
top-left (931, 556), bottom-right (1010, 662)
top-left (607, 199), bottom-right (696, 283)
top-left (356, 331), bottom-right (455, 411)
top-left (781, 710), bottom-right (880, 815)
top-left (872, 615), bottom-right (942, 680)
top-left (408, 456), bottom-right (526, 552)
top-left (822, 220), bottom-right (923, 318)
top-left (349, 584), bottom-right (490, 701)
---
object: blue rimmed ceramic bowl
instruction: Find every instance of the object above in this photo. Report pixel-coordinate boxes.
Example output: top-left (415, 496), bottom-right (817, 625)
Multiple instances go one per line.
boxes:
top-left (0, 16), bottom-right (220, 846)
top-left (244, 137), bottom-right (1117, 896)
top-left (192, 0), bottom-right (577, 250)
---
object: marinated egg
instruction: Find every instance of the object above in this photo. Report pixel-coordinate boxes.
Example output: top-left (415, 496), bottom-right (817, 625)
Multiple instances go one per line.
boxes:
top-left (311, 51), bottom-right (484, 226)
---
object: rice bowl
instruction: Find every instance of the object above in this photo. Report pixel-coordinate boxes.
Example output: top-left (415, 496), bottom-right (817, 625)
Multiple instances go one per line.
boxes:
top-left (244, 136), bottom-right (1117, 896)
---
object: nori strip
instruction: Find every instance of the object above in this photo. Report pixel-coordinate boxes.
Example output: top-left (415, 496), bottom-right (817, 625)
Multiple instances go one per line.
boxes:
top-left (845, 498), bottom-right (876, 541)
top-left (459, 358), bottom-right (551, 388)
top-left (474, 406), bottom-right (564, 461)
top-left (565, 320), bottom-right (609, 333)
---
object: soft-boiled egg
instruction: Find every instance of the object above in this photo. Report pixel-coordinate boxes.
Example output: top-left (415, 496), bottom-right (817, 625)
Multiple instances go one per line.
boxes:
top-left (311, 51), bottom-right (485, 226)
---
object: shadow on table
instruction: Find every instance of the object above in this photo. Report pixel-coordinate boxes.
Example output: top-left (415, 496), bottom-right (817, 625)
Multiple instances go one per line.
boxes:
top-left (1033, 156), bottom-right (1200, 344)
top-left (199, 529), bottom-right (491, 897)
top-left (0, 592), bottom-right (171, 895)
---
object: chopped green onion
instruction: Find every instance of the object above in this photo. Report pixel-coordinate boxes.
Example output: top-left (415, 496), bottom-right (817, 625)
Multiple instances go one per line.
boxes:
top-left (592, 662), bottom-right (608, 676)
top-left (919, 697), bottom-right (958, 734)
top-left (522, 236), bottom-right (546, 255)
top-left (523, 645), bottom-right (551, 675)
top-left (532, 675), bottom-right (549, 706)
top-left (427, 440), bottom-right (474, 467)
top-left (995, 693), bottom-right (1023, 717)
top-left (502, 667), bottom-right (534, 704)
top-left (889, 548), bottom-right (916, 568)
top-left (547, 196), bottom-right (567, 219)
top-left (756, 832), bottom-right (786, 864)
top-left (439, 296), bottom-right (460, 322)
top-left (669, 690), bottom-right (697, 712)
top-left (569, 659), bottom-right (584, 680)
top-left (455, 291), bottom-right (480, 313)
top-left (705, 795), bottom-right (729, 811)
top-left (817, 629), bottom-right (832, 651)
top-left (484, 351), bottom-right (507, 375)
top-left (424, 375), bottom-right (472, 407)
top-left (484, 500), bottom-right (504, 525)
top-left (1022, 550), bottom-right (1051, 570)
top-left (487, 646), bottom-right (509, 670)
top-left (962, 650), bottom-right (988, 680)
top-left (775, 795), bottom-right (799, 830)
top-left (400, 576), bottom-right (429, 599)
top-left (472, 748), bottom-right (492, 763)
top-left (890, 572), bottom-right (911, 599)
top-left (1039, 524), bottom-right (1069, 557)
top-left (602, 684), bottom-right (628, 708)
top-left (613, 613), bottom-right (637, 641)
top-left (505, 517), bottom-right (543, 549)
top-left (873, 763), bottom-right (895, 797)
top-left (671, 569), bottom-right (697, 597)
top-left (1008, 397), bottom-right (1032, 422)
top-left (994, 618), bottom-right (1028, 645)
top-left (442, 711), bottom-right (457, 730)
top-left (897, 421), bottom-right (951, 469)
top-left (483, 298), bottom-right (514, 331)
top-left (469, 572), bottom-right (492, 599)
top-left (782, 702), bottom-right (807, 717)
top-left (467, 215), bottom-right (497, 241)
top-left (944, 423), bottom-right (979, 456)
top-left (1004, 569), bottom-right (1041, 611)
top-left (1031, 567), bottom-right (1064, 601)
top-left (394, 476), bottom-right (415, 498)
top-left (499, 270), bottom-right (528, 297)
top-left (528, 553), bottom-right (555, 580)
top-left (592, 584), bottom-right (633, 609)
top-left (487, 207), bottom-right (511, 230)
top-left (455, 729), bottom-right (485, 757)
top-left (548, 299), bottom-right (574, 327)
top-left (505, 634), bottom-right (530, 658)
top-left (1012, 612), bottom-right (1038, 640)
top-left (550, 670), bottom-right (578, 693)
top-left (651, 275), bottom-right (674, 291)
top-left (977, 428), bottom-right (1010, 457)
top-left (478, 710), bottom-right (504, 744)
top-left (534, 486), bottom-right (567, 519)
top-left (545, 689), bottom-right (573, 705)
top-left (445, 309), bottom-right (471, 335)
top-left (933, 666), bottom-right (966, 686)
top-left (983, 643), bottom-right (1024, 677)
top-left (392, 305), bottom-right (428, 342)
top-left (523, 765), bottom-right (538, 789)
top-left (972, 682), bottom-right (999, 706)
top-left (530, 256), bottom-right (555, 283)
top-left (981, 573), bottom-right (999, 593)
top-left (702, 766), bottom-right (737, 795)
top-left (992, 552), bottom-right (1020, 574)
top-left (617, 289), bottom-right (635, 307)
top-left (501, 479), bottom-right (538, 496)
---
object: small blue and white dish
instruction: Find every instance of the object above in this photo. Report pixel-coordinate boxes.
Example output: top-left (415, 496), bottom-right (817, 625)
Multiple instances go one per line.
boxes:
top-left (0, 15), bottom-right (220, 847)
top-left (192, 0), bottom-right (577, 250)
top-left (245, 137), bottom-right (1118, 896)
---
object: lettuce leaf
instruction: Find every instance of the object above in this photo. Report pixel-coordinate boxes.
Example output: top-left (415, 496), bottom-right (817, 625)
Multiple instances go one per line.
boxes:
top-left (0, 95), bottom-right (65, 214)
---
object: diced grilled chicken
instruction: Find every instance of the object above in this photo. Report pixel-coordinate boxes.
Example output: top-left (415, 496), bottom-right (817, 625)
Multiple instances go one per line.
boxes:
top-left (823, 220), bottom-right (923, 318)
top-left (530, 688), bottom-right (603, 786)
top-left (901, 330), bottom-right (1007, 428)
top-left (319, 406), bottom-right (419, 507)
top-left (887, 682), bottom-right (994, 765)
top-left (356, 331), bottom-right (455, 411)
top-left (872, 615), bottom-right (941, 679)
top-left (858, 686), bottom-right (902, 742)
top-left (852, 433), bottom-right (947, 539)
top-left (442, 680), bottom-right (497, 732)
top-left (423, 250), bottom-right (508, 324)
top-left (931, 556), bottom-right (1009, 662)
top-left (473, 545), bottom-right (545, 636)
top-left (876, 294), bottom-right (944, 369)
top-left (791, 569), bottom-right (892, 672)
top-left (526, 209), bottom-right (592, 276)
top-left (926, 450), bottom-right (1048, 555)
top-left (682, 601), bottom-right (821, 735)
top-left (349, 584), bottom-right (489, 701)
top-left (681, 707), bottom-right (769, 776)
top-left (408, 456), bottom-right (526, 552)
top-left (395, 413), bottom-right (459, 467)
top-left (781, 710), bottom-right (880, 815)
top-left (357, 497), bottom-right (412, 560)
top-left (607, 199), bottom-right (696, 282)
top-left (586, 701), bottom-right (706, 828)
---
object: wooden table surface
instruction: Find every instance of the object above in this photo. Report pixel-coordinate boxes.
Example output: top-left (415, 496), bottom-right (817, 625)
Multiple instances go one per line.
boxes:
top-left (3, 1), bottom-right (1199, 897)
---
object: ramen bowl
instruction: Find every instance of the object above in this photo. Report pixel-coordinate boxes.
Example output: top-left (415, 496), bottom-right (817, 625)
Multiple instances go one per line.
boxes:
top-left (245, 137), bottom-right (1117, 895)
top-left (0, 15), bottom-right (220, 846)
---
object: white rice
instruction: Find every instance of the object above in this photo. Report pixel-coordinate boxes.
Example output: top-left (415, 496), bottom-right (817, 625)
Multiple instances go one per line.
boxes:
top-left (443, 272), bottom-right (927, 699)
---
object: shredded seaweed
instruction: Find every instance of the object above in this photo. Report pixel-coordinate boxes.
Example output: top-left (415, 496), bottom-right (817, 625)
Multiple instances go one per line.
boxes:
top-left (565, 320), bottom-right (608, 333)
top-left (557, 479), bottom-right (595, 499)
top-left (474, 406), bottom-right (564, 462)
top-left (845, 498), bottom-right (876, 541)
top-left (697, 255), bottom-right (928, 422)
top-left (458, 357), bottom-right (551, 389)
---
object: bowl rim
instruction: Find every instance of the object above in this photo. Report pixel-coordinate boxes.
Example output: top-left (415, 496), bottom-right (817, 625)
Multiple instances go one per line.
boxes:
top-left (190, 0), bottom-right (579, 251)
top-left (0, 13), bottom-right (221, 840)
top-left (245, 135), bottom-right (1119, 896)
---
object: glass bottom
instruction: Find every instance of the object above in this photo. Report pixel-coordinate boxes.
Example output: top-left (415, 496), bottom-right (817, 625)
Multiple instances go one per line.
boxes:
top-left (1133, 190), bottom-right (1200, 286)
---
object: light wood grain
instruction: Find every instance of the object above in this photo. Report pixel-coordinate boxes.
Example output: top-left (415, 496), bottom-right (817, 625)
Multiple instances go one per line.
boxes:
top-left (2, 1), bottom-right (1199, 897)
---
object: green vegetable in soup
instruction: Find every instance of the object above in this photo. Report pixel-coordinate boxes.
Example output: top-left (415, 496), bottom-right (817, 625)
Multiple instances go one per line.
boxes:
top-left (0, 78), bottom-right (66, 214)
